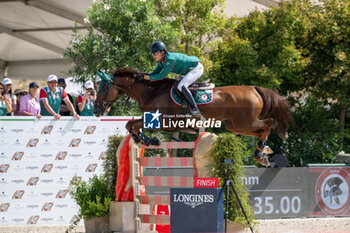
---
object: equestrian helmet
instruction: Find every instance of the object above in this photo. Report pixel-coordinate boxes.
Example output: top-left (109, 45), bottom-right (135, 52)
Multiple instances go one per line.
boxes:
top-left (150, 41), bottom-right (167, 54)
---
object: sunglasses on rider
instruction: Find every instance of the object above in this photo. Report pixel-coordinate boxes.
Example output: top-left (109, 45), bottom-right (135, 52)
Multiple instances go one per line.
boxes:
top-left (152, 51), bottom-right (161, 56)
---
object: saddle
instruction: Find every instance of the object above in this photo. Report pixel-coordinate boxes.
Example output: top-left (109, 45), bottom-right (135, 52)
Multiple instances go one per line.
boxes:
top-left (174, 77), bottom-right (215, 98)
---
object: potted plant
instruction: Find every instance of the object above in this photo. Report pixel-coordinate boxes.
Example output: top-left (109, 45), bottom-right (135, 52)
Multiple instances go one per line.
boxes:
top-left (69, 175), bottom-right (111, 233)
top-left (67, 135), bottom-right (123, 233)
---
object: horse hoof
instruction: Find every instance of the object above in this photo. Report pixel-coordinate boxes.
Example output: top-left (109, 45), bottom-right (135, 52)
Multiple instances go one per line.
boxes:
top-left (263, 146), bottom-right (273, 154)
top-left (141, 138), bottom-right (152, 146)
top-left (254, 156), bottom-right (271, 167)
top-left (254, 151), bottom-right (270, 167)
top-left (254, 150), bottom-right (263, 159)
top-left (150, 137), bottom-right (161, 146)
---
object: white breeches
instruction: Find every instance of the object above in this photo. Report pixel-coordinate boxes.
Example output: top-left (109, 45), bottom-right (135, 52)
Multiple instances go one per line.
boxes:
top-left (177, 63), bottom-right (204, 91)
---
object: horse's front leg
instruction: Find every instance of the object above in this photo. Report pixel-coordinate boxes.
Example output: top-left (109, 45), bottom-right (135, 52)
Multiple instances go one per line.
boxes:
top-left (126, 119), bottom-right (142, 143)
top-left (126, 119), bottom-right (160, 146)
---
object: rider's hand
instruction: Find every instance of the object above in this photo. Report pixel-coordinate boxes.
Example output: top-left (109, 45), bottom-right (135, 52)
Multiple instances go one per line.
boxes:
top-left (143, 75), bottom-right (150, 80)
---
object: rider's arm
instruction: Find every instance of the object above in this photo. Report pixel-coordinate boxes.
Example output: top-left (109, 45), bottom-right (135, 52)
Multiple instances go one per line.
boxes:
top-left (149, 62), bottom-right (162, 75)
top-left (149, 59), bottom-right (175, 81)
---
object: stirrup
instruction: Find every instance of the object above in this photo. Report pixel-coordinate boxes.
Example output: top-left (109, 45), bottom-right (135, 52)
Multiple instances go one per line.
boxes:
top-left (190, 108), bottom-right (202, 117)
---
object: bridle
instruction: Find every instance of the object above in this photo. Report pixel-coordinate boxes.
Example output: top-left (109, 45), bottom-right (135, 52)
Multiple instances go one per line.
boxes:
top-left (95, 71), bottom-right (138, 113)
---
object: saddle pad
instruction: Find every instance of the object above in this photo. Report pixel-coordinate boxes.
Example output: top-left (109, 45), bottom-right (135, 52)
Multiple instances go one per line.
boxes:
top-left (170, 85), bottom-right (213, 106)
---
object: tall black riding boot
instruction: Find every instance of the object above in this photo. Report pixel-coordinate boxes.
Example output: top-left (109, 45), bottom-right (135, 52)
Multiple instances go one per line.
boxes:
top-left (181, 86), bottom-right (201, 117)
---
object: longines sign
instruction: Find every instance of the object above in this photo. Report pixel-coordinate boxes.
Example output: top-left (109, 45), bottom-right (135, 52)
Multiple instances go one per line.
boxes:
top-left (171, 188), bottom-right (223, 233)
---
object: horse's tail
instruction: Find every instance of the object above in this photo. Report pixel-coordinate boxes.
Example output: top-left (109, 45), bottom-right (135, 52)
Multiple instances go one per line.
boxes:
top-left (254, 86), bottom-right (292, 141)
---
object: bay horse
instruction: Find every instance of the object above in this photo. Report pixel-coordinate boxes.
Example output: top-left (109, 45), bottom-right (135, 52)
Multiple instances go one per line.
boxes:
top-left (94, 67), bottom-right (291, 166)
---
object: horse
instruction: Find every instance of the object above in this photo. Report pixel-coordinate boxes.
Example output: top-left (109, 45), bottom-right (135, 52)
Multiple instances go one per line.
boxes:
top-left (94, 67), bottom-right (291, 166)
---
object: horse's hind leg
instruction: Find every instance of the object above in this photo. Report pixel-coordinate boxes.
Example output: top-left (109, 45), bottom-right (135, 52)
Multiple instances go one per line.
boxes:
top-left (225, 118), bottom-right (274, 166)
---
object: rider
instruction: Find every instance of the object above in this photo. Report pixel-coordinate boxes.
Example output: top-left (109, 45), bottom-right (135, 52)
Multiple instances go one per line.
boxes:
top-left (142, 41), bottom-right (203, 117)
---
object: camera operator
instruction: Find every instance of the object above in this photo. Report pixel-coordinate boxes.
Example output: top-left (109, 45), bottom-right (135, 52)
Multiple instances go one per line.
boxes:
top-left (77, 81), bottom-right (96, 116)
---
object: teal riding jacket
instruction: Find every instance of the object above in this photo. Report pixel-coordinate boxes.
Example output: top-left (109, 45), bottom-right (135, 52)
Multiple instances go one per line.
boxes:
top-left (149, 52), bottom-right (200, 81)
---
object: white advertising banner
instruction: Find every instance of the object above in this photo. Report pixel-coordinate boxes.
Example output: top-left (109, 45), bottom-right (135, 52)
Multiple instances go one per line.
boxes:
top-left (0, 116), bottom-right (133, 226)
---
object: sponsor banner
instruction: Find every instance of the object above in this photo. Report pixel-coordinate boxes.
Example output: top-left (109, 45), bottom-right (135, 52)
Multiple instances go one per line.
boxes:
top-left (0, 116), bottom-right (132, 226)
top-left (309, 167), bottom-right (350, 216)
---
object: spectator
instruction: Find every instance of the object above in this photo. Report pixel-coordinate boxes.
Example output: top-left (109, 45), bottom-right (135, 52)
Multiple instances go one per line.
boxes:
top-left (39, 74), bottom-right (79, 120)
top-left (19, 82), bottom-right (41, 118)
top-left (14, 89), bottom-right (28, 116)
top-left (58, 78), bottom-right (75, 116)
top-left (77, 81), bottom-right (96, 116)
top-left (2, 78), bottom-right (16, 116)
top-left (0, 83), bottom-right (12, 116)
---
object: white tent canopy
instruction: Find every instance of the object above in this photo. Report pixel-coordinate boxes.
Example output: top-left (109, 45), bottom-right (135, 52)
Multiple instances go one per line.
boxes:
top-left (0, 0), bottom-right (273, 81)
top-left (0, 0), bottom-right (92, 80)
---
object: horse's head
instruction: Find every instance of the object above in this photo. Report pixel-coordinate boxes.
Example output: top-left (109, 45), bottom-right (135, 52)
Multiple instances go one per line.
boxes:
top-left (93, 71), bottom-right (119, 117)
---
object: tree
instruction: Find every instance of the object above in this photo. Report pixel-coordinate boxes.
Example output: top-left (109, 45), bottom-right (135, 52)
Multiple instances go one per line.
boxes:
top-left (154, 0), bottom-right (230, 73)
top-left (65, 0), bottom-right (179, 83)
top-left (209, 0), bottom-right (315, 93)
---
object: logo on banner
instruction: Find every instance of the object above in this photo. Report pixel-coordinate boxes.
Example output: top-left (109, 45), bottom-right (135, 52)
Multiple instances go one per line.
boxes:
top-left (315, 168), bottom-right (350, 215)
top-left (84, 126), bottom-right (96, 134)
top-left (26, 205), bottom-right (39, 209)
top-left (143, 110), bottom-right (161, 129)
top-left (55, 151), bottom-right (68, 160)
top-left (173, 194), bottom-right (214, 208)
top-left (86, 163), bottom-right (98, 172)
top-left (0, 164), bottom-right (9, 173)
top-left (27, 127), bottom-right (38, 133)
top-left (41, 202), bottom-right (53, 211)
top-left (13, 139), bottom-right (23, 146)
top-left (26, 138), bottom-right (39, 147)
top-left (0, 178), bottom-right (7, 184)
top-left (27, 177), bottom-right (39, 186)
top-left (69, 138), bottom-right (81, 147)
top-left (41, 125), bottom-right (53, 134)
top-left (41, 164), bottom-right (53, 173)
top-left (0, 203), bottom-right (10, 212)
top-left (11, 129), bottom-right (24, 133)
top-left (12, 152), bottom-right (24, 160)
top-left (12, 190), bottom-right (25, 199)
top-left (27, 216), bottom-right (39, 225)
top-left (70, 176), bottom-right (82, 185)
top-left (99, 151), bottom-right (107, 160)
top-left (56, 190), bottom-right (68, 199)
top-left (0, 152), bottom-right (6, 159)
top-left (25, 166), bottom-right (39, 171)
top-left (0, 127), bottom-right (6, 133)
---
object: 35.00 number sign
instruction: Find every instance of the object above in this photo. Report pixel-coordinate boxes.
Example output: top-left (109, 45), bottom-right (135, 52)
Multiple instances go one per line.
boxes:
top-left (253, 196), bottom-right (302, 216)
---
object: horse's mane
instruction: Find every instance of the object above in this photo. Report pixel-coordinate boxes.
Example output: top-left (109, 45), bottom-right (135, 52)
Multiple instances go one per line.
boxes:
top-left (113, 67), bottom-right (139, 77)
top-left (112, 67), bottom-right (175, 98)
top-left (113, 67), bottom-right (175, 85)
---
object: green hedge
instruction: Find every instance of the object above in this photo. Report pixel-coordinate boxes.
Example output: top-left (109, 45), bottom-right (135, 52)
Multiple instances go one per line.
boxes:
top-left (210, 133), bottom-right (255, 226)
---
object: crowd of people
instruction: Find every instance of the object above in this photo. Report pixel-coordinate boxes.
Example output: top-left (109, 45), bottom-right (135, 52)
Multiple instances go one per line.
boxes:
top-left (0, 75), bottom-right (103, 118)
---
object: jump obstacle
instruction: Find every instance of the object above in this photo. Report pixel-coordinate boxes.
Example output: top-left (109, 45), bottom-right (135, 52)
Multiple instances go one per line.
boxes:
top-left (110, 132), bottom-right (217, 233)
top-left (134, 142), bottom-right (195, 231)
